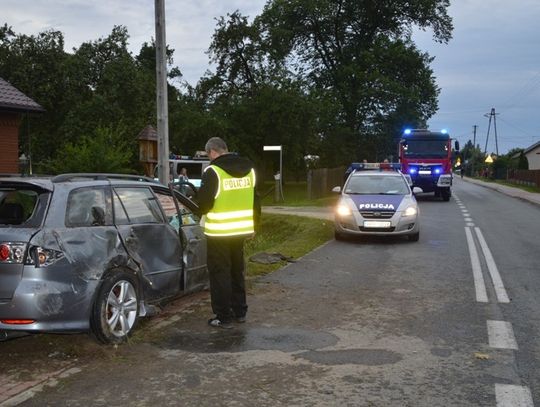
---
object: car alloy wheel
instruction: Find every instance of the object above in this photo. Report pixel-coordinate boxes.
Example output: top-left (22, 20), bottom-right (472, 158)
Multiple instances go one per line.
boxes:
top-left (91, 270), bottom-right (139, 344)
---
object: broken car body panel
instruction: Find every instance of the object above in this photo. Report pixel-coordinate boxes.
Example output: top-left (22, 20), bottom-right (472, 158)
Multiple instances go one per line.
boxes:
top-left (0, 175), bottom-right (208, 337)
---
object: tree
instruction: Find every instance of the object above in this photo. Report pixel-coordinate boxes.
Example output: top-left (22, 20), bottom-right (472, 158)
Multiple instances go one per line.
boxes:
top-left (255, 0), bottom-right (452, 161)
top-left (46, 125), bottom-right (134, 173)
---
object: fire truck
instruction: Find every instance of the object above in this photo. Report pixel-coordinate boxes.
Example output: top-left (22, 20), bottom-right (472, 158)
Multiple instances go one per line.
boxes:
top-left (398, 129), bottom-right (460, 201)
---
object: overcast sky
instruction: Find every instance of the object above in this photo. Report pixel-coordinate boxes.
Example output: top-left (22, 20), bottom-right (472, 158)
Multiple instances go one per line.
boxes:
top-left (3, 0), bottom-right (540, 154)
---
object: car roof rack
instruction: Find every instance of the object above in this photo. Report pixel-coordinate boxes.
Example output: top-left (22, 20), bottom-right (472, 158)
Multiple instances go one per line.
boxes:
top-left (51, 173), bottom-right (158, 183)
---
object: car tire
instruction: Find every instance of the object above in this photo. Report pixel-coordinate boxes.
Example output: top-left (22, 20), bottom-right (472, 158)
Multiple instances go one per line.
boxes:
top-left (408, 232), bottom-right (420, 242)
top-left (441, 189), bottom-right (451, 201)
top-left (91, 270), bottom-right (140, 344)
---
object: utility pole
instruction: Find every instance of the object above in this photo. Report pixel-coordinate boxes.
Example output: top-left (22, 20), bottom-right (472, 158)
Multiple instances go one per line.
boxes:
top-left (483, 108), bottom-right (499, 156)
top-left (471, 125), bottom-right (477, 176)
top-left (155, 0), bottom-right (170, 185)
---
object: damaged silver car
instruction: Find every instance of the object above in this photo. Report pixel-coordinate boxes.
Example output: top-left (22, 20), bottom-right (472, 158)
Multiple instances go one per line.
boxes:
top-left (0, 174), bottom-right (207, 343)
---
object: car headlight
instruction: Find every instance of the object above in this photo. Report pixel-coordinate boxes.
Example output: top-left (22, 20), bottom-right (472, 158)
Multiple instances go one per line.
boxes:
top-left (336, 204), bottom-right (352, 217)
top-left (403, 206), bottom-right (418, 217)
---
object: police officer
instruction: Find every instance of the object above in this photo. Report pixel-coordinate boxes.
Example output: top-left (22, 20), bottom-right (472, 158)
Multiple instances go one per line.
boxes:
top-left (196, 137), bottom-right (260, 328)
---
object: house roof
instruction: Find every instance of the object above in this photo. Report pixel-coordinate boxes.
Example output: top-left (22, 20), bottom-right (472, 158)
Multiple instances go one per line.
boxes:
top-left (0, 77), bottom-right (45, 113)
top-left (137, 125), bottom-right (157, 140)
top-left (523, 140), bottom-right (540, 155)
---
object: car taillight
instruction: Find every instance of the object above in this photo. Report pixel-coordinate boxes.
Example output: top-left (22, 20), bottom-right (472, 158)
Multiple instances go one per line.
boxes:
top-left (0, 244), bottom-right (9, 261)
top-left (26, 246), bottom-right (64, 267)
top-left (0, 242), bottom-right (27, 264)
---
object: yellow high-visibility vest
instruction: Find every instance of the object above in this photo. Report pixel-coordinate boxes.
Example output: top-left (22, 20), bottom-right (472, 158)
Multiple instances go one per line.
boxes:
top-left (203, 165), bottom-right (255, 237)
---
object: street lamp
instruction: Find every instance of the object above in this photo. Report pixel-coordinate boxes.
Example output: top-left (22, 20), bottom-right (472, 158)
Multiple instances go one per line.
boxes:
top-left (263, 145), bottom-right (284, 202)
top-left (19, 154), bottom-right (29, 175)
top-left (304, 155), bottom-right (320, 200)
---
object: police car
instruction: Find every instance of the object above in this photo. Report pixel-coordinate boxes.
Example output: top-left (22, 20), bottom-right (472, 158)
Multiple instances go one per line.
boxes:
top-left (333, 163), bottom-right (422, 242)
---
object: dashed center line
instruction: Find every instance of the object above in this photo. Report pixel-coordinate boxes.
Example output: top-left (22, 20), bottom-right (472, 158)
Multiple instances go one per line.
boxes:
top-left (495, 384), bottom-right (534, 407)
top-left (487, 320), bottom-right (518, 349)
top-left (458, 194), bottom-right (533, 406)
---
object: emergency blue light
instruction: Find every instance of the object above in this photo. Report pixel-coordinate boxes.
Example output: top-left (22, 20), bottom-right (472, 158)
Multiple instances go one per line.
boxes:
top-left (404, 129), bottom-right (412, 135)
top-left (409, 168), bottom-right (417, 174)
top-left (434, 168), bottom-right (441, 174)
top-left (441, 129), bottom-right (448, 134)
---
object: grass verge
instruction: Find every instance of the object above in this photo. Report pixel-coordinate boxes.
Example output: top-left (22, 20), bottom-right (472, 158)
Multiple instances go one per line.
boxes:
top-left (471, 177), bottom-right (540, 193)
top-left (260, 181), bottom-right (338, 207)
top-left (245, 213), bottom-right (334, 277)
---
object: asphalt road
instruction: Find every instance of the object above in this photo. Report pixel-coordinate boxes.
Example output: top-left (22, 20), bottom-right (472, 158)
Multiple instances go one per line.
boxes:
top-left (1, 177), bottom-right (539, 406)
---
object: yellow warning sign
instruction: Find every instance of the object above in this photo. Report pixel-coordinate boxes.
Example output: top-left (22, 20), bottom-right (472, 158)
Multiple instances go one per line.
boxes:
top-left (485, 154), bottom-right (493, 163)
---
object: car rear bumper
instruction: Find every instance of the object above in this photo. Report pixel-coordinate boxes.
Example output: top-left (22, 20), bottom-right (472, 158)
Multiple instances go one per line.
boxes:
top-left (0, 266), bottom-right (98, 332)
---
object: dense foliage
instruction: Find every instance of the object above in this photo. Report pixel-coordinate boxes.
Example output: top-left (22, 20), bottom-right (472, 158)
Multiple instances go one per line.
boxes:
top-left (0, 0), bottom-right (452, 176)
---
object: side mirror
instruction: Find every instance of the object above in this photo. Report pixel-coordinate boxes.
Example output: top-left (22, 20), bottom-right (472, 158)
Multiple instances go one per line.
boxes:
top-left (412, 187), bottom-right (423, 195)
top-left (332, 186), bottom-right (341, 193)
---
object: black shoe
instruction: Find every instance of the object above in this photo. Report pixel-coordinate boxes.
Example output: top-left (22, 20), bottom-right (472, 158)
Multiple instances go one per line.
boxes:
top-left (235, 316), bottom-right (246, 323)
top-left (208, 317), bottom-right (233, 329)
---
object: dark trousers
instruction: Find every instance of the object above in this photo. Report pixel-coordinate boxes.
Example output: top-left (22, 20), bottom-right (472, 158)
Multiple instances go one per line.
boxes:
top-left (206, 235), bottom-right (248, 321)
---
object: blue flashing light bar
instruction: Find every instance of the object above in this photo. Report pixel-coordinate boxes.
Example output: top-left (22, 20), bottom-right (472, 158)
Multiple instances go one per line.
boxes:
top-left (349, 162), bottom-right (402, 172)
top-left (409, 168), bottom-right (417, 174)
top-left (441, 129), bottom-right (448, 134)
top-left (404, 129), bottom-right (412, 135)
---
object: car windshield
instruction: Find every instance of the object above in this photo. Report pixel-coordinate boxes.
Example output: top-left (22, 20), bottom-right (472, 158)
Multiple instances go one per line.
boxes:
top-left (344, 175), bottom-right (409, 195)
top-left (402, 139), bottom-right (448, 158)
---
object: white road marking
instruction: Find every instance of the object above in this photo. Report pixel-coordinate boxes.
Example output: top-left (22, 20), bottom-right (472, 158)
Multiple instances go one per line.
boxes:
top-left (465, 227), bottom-right (488, 303)
top-left (495, 384), bottom-right (534, 407)
top-left (465, 217), bottom-right (473, 222)
top-left (475, 228), bottom-right (510, 303)
top-left (467, 222), bottom-right (475, 227)
top-left (487, 320), bottom-right (518, 349)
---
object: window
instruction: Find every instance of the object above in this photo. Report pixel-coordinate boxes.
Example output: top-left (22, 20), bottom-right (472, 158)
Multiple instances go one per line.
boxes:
top-left (154, 190), bottom-right (199, 231)
top-left (114, 187), bottom-right (163, 224)
top-left (66, 187), bottom-right (111, 227)
top-left (345, 176), bottom-right (409, 195)
top-left (0, 189), bottom-right (42, 226)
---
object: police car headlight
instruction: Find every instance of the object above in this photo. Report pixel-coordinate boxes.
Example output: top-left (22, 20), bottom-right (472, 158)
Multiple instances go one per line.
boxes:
top-left (336, 204), bottom-right (352, 217)
top-left (403, 206), bottom-right (418, 217)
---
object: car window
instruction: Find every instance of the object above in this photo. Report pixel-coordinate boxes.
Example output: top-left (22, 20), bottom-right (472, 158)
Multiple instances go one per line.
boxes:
top-left (66, 187), bottom-right (111, 227)
top-left (345, 175), bottom-right (409, 195)
top-left (0, 188), bottom-right (44, 226)
top-left (113, 190), bottom-right (130, 225)
top-left (114, 187), bottom-right (164, 224)
top-left (154, 190), bottom-right (200, 231)
top-left (154, 191), bottom-right (180, 231)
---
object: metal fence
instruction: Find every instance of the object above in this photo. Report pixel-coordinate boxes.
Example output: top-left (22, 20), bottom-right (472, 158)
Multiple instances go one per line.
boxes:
top-left (307, 167), bottom-right (346, 199)
top-left (507, 169), bottom-right (540, 188)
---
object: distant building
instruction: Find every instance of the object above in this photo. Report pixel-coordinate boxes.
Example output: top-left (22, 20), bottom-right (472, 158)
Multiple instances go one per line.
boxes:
top-left (0, 77), bottom-right (45, 173)
top-left (523, 140), bottom-right (540, 170)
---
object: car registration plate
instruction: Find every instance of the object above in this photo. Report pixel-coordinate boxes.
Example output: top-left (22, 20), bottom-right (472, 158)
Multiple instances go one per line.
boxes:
top-left (363, 220), bottom-right (391, 228)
